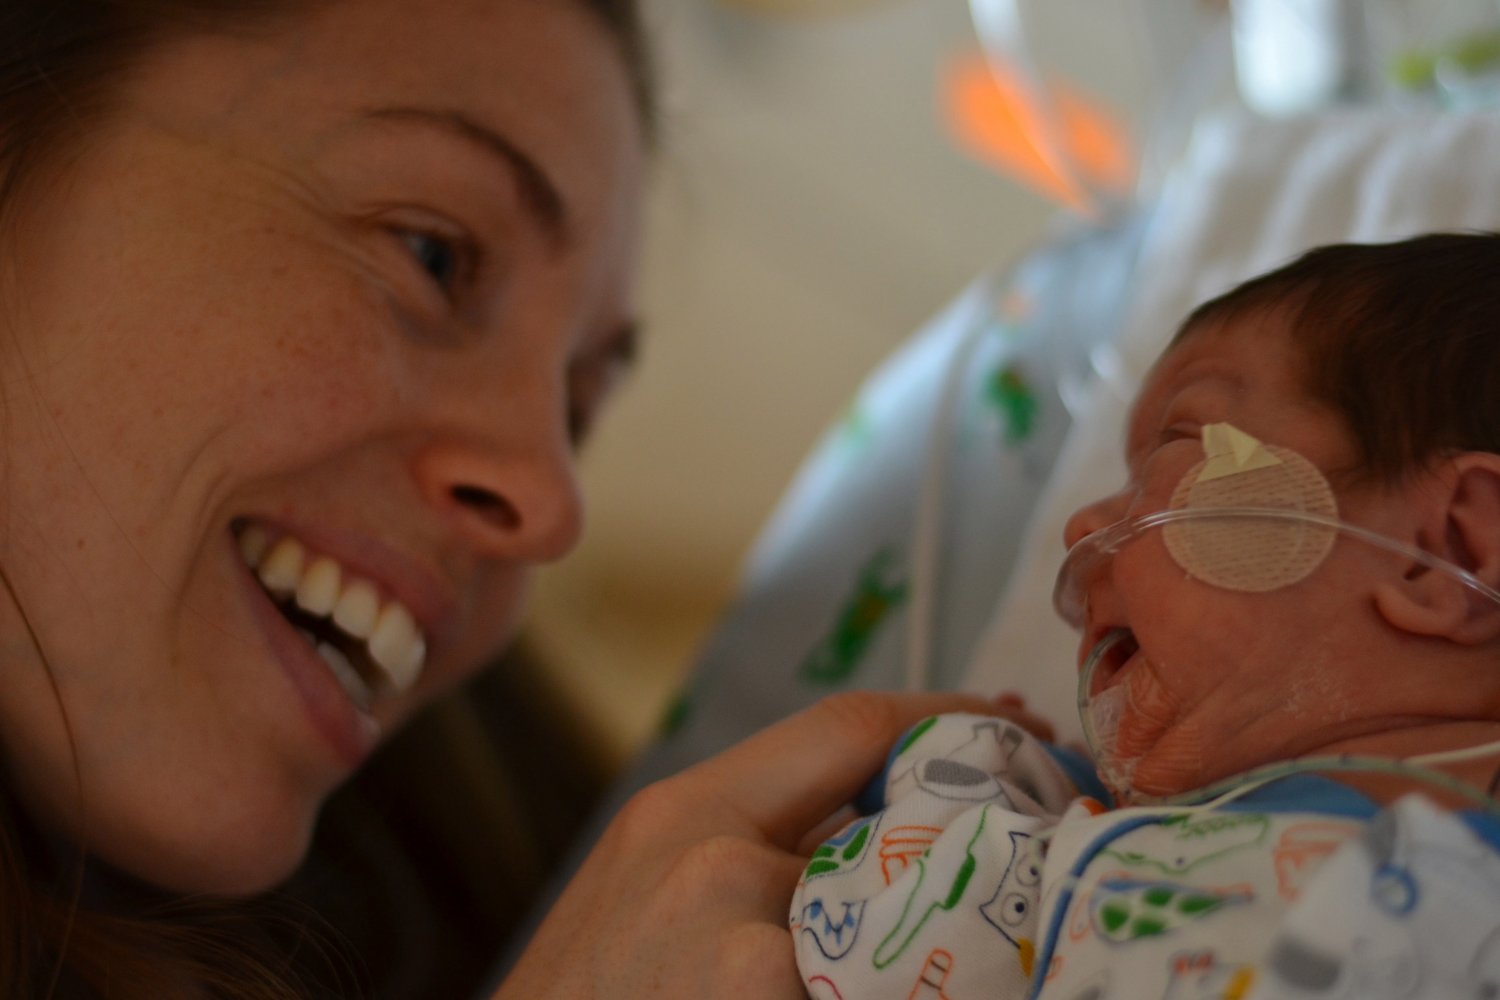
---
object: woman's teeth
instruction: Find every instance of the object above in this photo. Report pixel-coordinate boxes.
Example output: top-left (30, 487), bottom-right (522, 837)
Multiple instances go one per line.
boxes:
top-left (298, 627), bottom-right (374, 711)
top-left (237, 525), bottom-right (427, 701)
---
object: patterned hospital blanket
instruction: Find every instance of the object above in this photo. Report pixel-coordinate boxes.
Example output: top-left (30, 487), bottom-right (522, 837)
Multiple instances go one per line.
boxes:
top-left (790, 714), bottom-right (1500, 999)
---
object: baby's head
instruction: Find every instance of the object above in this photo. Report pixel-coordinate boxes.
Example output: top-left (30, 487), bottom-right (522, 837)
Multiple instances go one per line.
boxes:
top-left (1060, 232), bottom-right (1500, 801)
top-left (1174, 231), bottom-right (1500, 484)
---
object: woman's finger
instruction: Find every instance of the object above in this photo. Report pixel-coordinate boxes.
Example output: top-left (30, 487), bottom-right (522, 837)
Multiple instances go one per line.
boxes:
top-left (716, 922), bottom-right (807, 998)
top-left (649, 834), bottom-right (809, 923)
top-left (794, 804), bottom-right (859, 857)
top-left (678, 690), bottom-right (998, 850)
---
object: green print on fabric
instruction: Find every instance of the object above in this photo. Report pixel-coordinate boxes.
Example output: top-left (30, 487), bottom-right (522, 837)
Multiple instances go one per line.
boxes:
top-left (799, 549), bottom-right (909, 685)
top-left (804, 818), bottom-right (876, 881)
top-left (896, 717), bottom-right (940, 757)
top-left (655, 689), bottom-right (693, 738)
top-left (1102, 812), bottom-right (1269, 876)
top-left (986, 363), bottom-right (1039, 446)
top-left (835, 400), bottom-right (875, 452)
top-left (1091, 879), bottom-right (1251, 944)
top-left (805, 852), bottom-right (839, 878)
top-left (871, 808), bottom-right (989, 969)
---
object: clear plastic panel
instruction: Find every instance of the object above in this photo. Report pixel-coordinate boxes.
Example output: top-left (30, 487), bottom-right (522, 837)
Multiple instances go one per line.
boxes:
top-left (967, 0), bottom-right (1233, 213)
top-left (967, 0), bottom-right (1500, 215)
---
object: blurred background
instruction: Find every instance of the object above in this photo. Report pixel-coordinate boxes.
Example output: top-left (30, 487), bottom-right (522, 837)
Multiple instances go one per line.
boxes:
top-left (528, 0), bottom-right (1500, 771)
top-left (531, 0), bottom-right (1079, 768)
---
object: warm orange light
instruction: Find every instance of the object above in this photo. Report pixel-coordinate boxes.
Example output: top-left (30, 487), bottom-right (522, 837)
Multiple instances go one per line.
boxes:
top-left (942, 52), bottom-right (1134, 215)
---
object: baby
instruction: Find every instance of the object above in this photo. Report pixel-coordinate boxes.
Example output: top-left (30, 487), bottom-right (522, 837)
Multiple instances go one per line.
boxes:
top-left (791, 232), bottom-right (1500, 999)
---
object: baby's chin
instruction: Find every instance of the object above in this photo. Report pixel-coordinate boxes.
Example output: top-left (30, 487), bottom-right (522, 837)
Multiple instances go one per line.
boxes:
top-left (1107, 663), bottom-right (1209, 799)
top-left (1119, 731), bottom-right (1208, 800)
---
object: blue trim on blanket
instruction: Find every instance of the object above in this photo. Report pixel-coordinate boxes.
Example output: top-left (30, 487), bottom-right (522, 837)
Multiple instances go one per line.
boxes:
top-left (1024, 774), bottom-right (1500, 997)
top-left (1207, 773), bottom-right (1499, 841)
top-left (1463, 810), bottom-right (1500, 850)
top-left (1026, 775), bottom-right (1375, 1000)
top-left (1025, 813), bottom-right (1164, 1000)
top-left (1041, 743), bottom-right (1112, 804)
top-left (1215, 773), bottom-right (1379, 818)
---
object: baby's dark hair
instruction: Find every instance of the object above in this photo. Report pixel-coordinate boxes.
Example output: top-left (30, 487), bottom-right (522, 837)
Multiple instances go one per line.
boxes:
top-left (1173, 231), bottom-right (1500, 483)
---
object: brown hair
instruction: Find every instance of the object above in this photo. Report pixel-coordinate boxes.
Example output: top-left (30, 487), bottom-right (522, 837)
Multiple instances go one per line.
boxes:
top-left (0, 0), bottom-right (655, 213)
top-left (0, 0), bottom-right (653, 996)
top-left (1174, 232), bottom-right (1500, 483)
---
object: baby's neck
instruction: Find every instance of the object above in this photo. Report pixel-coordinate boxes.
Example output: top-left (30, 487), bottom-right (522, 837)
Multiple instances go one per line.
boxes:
top-left (1304, 718), bottom-right (1500, 810)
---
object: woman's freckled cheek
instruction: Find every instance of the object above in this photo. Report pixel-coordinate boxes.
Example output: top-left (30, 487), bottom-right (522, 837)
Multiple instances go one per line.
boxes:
top-left (230, 273), bottom-right (406, 438)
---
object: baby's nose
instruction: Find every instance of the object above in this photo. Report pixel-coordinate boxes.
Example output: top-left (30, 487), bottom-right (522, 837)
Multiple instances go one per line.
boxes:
top-left (1063, 489), bottom-right (1129, 550)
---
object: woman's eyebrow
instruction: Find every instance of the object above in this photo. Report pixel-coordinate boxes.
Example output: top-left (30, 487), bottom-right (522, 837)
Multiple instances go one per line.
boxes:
top-left (360, 105), bottom-right (568, 240)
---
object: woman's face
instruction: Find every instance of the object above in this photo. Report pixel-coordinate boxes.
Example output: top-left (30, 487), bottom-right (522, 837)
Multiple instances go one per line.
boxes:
top-left (0, 0), bottom-right (643, 893)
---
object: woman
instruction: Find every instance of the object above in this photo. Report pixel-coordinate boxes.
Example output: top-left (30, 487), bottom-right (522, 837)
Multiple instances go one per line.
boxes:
top-left (0, 0), bottom-right (993, 995)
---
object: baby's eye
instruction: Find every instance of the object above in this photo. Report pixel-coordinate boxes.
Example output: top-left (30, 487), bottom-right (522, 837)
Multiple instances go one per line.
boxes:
top-left (1126, 426), bottom-right (1197, 479)
top-left (1157, 425), bottom-right (1202, 449)
top-left (395, 229), bottom-right (468, 292)
top-left (1163, 421), bottom-right (1199, 441)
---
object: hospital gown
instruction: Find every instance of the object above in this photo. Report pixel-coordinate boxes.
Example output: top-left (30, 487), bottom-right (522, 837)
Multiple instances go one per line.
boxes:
top-left (789, 714), bottom-right (1500, 1000)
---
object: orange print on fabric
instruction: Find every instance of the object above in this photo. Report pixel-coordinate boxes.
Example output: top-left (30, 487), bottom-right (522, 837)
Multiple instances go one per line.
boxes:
top-left (1273, 821), bottom-right (1359, 901)
top-left (881, 826), bottom-right (944, 886)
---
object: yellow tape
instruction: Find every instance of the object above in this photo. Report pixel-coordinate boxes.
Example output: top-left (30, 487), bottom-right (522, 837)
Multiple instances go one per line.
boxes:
top-left (1196, 423), bottom-right (1283, 483)
top-left (1164, 423), bottom-right (1338, 592)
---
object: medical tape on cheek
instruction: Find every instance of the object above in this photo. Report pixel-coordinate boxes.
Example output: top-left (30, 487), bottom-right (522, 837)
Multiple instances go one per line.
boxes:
top-left (1162, 423), bottom-right (1338, 592)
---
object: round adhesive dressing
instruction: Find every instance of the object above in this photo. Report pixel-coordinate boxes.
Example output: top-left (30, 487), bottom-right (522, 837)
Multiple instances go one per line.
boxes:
top-left (1162, 439), bottom-right (1337, 592)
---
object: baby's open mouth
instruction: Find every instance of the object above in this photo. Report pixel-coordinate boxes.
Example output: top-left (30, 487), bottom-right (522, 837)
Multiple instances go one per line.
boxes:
top-left (1086, 628), bottom-right (1139, 697)
top-left (233, 521), bottom-right (427, 710)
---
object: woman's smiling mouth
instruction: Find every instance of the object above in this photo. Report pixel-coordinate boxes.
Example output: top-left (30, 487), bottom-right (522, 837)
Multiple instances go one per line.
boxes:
top-left (235, 522), bottom-right (428, 713)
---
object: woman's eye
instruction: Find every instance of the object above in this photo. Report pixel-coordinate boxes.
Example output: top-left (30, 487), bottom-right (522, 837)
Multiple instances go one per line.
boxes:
top-left (396, 230), bottom-right (464, 291)
top-left (566, 371), bottom-right (606, 447)
top-left (567, 346), bottom-right (635, 448)
top-left (566, 403), bottom-right (593, 447)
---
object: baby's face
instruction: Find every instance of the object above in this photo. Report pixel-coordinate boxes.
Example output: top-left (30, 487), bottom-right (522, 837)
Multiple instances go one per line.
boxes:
top-left (1061, 314), bottom-right (1421, 798)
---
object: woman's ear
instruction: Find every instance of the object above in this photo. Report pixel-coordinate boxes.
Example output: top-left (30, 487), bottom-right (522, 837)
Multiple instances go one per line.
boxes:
top-left (1374, 452), bottom-right (1500, 645)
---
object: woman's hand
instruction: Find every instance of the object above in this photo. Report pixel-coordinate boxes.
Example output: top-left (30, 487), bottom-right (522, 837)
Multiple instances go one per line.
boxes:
top-left (495, 690), bottom-right (1004, 999)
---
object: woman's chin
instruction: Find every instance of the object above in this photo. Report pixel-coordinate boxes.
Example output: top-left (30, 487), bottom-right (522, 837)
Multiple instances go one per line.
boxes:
top-left (87, 803), bottom-right (318, 898)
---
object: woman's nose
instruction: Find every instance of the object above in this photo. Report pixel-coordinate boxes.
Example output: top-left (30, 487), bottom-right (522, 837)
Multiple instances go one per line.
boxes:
top-left (1063, 488), bottom-right (1130, 551)
top-left (412, 435), bottom-right (584, 563)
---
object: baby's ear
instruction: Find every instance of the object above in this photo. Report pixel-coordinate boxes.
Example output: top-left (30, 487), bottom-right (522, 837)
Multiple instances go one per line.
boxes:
top-left (1375, 452), bottom-right (1500, 645)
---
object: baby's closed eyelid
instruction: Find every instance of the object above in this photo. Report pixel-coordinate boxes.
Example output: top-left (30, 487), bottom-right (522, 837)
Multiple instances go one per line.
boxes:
top-left (1161, 423), bottom-right (1203, 446)
top-left (1154, 407), bottom-right (1199, 434)
top-left (1124, 423), bottom-right (1195, 470)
